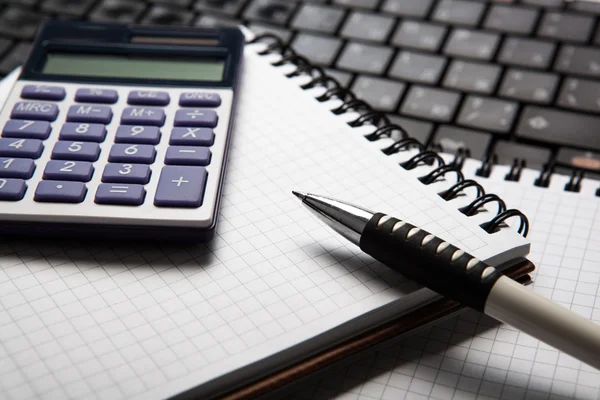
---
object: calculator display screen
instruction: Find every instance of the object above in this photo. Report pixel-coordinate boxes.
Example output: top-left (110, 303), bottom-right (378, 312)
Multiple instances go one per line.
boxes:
top-left (42, 53), bottom-right (225, 81)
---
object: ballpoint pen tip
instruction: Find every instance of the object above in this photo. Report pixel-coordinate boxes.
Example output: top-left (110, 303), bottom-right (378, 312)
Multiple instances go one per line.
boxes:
top-left (292, 191), bottom-right (307, 201)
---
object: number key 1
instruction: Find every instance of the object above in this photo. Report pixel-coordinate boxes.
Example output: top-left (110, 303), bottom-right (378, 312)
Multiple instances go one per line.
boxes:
top-left (0, 157), bottom-right (35, 179)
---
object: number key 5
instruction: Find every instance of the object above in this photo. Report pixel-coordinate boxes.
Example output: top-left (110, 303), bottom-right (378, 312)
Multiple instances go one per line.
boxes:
top-left (51, 141), bottom-right (101, 162)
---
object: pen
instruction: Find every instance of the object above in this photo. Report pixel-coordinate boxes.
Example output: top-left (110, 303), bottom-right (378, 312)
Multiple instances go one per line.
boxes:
top-left (292, 191), bottom-right (600, 370)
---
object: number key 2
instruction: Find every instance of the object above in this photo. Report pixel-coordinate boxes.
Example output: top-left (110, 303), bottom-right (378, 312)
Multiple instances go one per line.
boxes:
top-left (43, 160), bottom-right (94, 182)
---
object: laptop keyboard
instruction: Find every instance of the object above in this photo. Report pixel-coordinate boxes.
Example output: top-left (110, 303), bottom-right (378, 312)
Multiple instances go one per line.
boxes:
top-left (1, 0), bottom-right (600, 178)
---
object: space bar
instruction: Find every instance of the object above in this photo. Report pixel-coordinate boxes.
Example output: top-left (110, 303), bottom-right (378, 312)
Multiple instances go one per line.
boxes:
top-left (516, 106), bottom-right (600, 151)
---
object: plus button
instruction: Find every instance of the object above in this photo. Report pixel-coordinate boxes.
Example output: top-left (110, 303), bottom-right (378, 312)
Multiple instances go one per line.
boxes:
top-left (172, 176), bottom-right (189, 187)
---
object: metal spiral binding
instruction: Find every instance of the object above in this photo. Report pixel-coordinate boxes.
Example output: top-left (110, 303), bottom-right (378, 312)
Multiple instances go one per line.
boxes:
top-left (249, 33), bottom-right (530, 237)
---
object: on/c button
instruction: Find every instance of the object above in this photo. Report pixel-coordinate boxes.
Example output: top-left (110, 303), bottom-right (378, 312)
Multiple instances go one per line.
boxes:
top-left (179, 92), bottom-right (221, 107)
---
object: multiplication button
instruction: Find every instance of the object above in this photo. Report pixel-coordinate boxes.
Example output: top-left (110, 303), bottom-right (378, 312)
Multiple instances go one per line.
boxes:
top-left (170, 127), bottom-right (214, 146)
top-left (34, 181), bottom-right (87, 203)
top-left (0, 179), bottom-right (26, 201)
top-left (154, 166), bottom-right (208, 208)
top-left (3, 120), bottom-right (51, 140)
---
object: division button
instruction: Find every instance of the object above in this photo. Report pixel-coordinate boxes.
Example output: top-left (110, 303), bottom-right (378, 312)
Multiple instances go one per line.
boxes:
top-left (121, 107), bottom-right (166, 126)
top-left (59, 122), bottom-right (107, 142)
top-left (11, 102), bottom-right (59, 121)
top-left (75, 88), bottom-right (118, 104)
top-left (2, 120), bottom-right (51, 139)
top-left (34, 181), bottom-right (87, 203)
top-left (169, 127), bottom-right (214, 146)
top-left (115, 125), bottom-right (161, 144)
top-left (43, 160), bottom-right (94, 182)
top-left (0, 158), bottom-right (35, 179)
top-left (0, 138), bottom-right (44, 159)
top-left (165, 146), bottom-right (211, 166)
top-left (179, 92), bottom-right (221, 107)
top-left (154, 166), bottom-right (208, 208)
top-left (95, 183), bottom-right (146, 206)
top-left (66, 105), bottom-right (113, 124)
top-left (128, 91), bottom-right (170, 106)
top-left (51, 141), bottom-right (101, 162)
top-left (0, 178), bottom-right (26, 201)
top-left (174, 109), bottom-right (218, 127)
top-left (101, 163), bottom-right (151, 184)
top-left (21, 85), bottom-right (66, 101)
top-left (108, 144), bottom-right (156, 164)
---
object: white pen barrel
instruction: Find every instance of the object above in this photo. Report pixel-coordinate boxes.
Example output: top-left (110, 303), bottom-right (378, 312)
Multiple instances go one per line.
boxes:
top-left (485, 276), bottom-right (600, 370)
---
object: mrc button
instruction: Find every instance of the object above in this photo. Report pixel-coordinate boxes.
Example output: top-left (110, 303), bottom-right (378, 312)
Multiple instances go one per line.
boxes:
top-left (179, 92), bottom-right (221, 107)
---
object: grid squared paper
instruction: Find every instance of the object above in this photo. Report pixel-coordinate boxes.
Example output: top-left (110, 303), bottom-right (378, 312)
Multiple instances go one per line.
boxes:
top-left (0, 46), bottom-right (527, 400)
top-left (290, 162), bottom-right (600, 400)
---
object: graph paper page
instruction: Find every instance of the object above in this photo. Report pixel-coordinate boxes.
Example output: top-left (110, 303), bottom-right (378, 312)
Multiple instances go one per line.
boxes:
top-left (0, 45), bottom-right (527, 400)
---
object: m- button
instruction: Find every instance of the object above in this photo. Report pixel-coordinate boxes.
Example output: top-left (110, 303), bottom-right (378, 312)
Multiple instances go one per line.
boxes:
top-left (154, 166), bottom-right (208, 208)
top-left (179, 92), bottom-right (221, 107)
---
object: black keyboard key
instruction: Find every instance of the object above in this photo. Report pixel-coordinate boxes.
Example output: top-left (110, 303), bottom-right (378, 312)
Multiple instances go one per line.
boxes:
top-left (443, 60), bottom-right (501, 94)
top-left (400, 86), bottom-right (460, 123)
top-left (194, 0), bottom-right (246, 16)
top-left (568, 1), bottom-right (600, 14)
top-left (194, 14), bottom-right (239, 28)
top-left (325, 69), bottom-right (352, 87)
top-left (89, 0), bottom-right (146, 23)
top-left (431, 126), bottom-right (491, 160)
top-left (0, 43), bottom-right (31, 75)
top-left (336, 42), bottom-right (393, 74)
top-left (292, 33), bottom-right (342, 66)
top-left (42, 0), bottom-right (97, 18)
top-left (243, 0), bottom-right (296, 25)
top-left (516, 106), bottom-right (600, 150)
top-left (557, 78), bottom-right (600, 113)
top-left (522, 0), bottom-right (562, 7)
top-left (340, 11), bottom-right (395, 42)
top-left (351, 76), bottom-right (405, 112)
top-left (141, 5), bottom-right (194, 25)
top-left (444, 29), bottom-right (500, 61)
top-left (457, 96), bottom-right (518, 134)
top-left (248, 23), bottom-right (292, 43)
top-left (432, 0), bottom-right (485, 27)
top-left (498, 38), bottom-right (555, 69)
top-left (538, 12), bottom-right (593, 43)
top-left (381, 0), bottom-right (433, 18)
top-left (290, 3), bottom-right (345, 34)
top-left (492, 141), bottom-right (552, 169)
top-left (484, 5), bottom-right (539, 35)
top-left (392, 20), bottom-right (447, 52)
top-left (0, 7), bottom-right (44, 40)
top-left (557, 148), bottom-right (600, 173)
top-left (333, 0), bottom-right (379, 9)
top-left (388, 115), bottom-right (433, 144)
top-left (389, 51), bottom-right (447, 84)
top-left (555, 45), bottom-right (600, 79)
top-left (499, 69), bottom-right (558, 104)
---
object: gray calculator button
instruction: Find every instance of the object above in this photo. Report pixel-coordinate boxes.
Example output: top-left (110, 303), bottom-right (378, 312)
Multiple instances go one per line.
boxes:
top-left (11, 102), bottom-right (59, 121)
top-left (59, 122), bottom-right (107, 142)
top-left (165, 146), bottom-right (211, 166)
top-left (0, 178), bottom-right (26, 201)
top-left (95, 183), bottom-right (145, 206)
top-left (51, 141), bottom-right (101, 162)
top-left (170, 127), bottom-right (214, 146)
top-left (108, 144), bottom-right (156, 164)
top-left (0, 138), bottom-right (44, 159)
top-left (174, 109), bottom-right (218, 127)
top-left (121, 107), bottom-right (166, 127)
top-left (128, 90), bottom-right (170, 106)
top-left (102, 163), bottom-right (151, 184)
top-left (21, 85), bottom-right (66, 101)
top-left (43, 160), bottom-right (94, 182)
top-left (66, 105), bottom-right (113, 124)
top-left (115, 125), bottom-right (161, 145)
top-left (34, 180), bottom-right (87, 203)
top-left (75, 88), bottom-right (118, 104)
top-left (3, 120), bottom-right (51, 139)
top-left (0, 158), bottom-right (35, 179)
top-left (154, 166), bottom-right (208, 208)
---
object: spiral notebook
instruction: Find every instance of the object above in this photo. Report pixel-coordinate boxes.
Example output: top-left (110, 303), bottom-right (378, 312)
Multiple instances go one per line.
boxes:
top-left (0, 34), bottom-right (531, 400)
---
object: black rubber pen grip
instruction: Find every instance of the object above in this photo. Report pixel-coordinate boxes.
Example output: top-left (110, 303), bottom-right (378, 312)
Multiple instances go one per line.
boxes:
top-left (359, 213), bottom-right (502, 311)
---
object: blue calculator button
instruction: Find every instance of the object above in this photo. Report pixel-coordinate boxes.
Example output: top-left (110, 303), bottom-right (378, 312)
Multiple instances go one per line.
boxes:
top-left (0, 138), bottom-right (44, 159)
top-left (3, 120), bottom-right (51, 140)
top-left (121, 107), bottom-right (166, 126)
top-left (179, 92), bottom-right (221, 108)
top-left (0, 178), bottom-right (26, 201)
top-left (51, 141), bottom-right (101, 162)
top-left (108, 144), bottom-right (156, 164)
top-left (66, 105), bottom-right (113, 124)
top-left (128, 91), bottom-right (170, 106)
top-left (34, 181), bottom-right (87, 203)
top-left (11, 102), bottom-right (59, 121)
top-left (95, 183), bottom-right (146, 206)
top-left (165, 146), bottom-right (211, 166)
top-left (59, 123), bottom-right (107, 142)
top-left (0, 158), bottom-right (35, 179)
top-left (21, 85), bottom-right (66, 101)
top-left (115, 125), bottom-right (161, 145)
top-left (154, 166), bottom-right (207, 208)
top-left (174, 109), bottom-right (218, 127)
top-left (102, 163), bottom-right (151, 184)
top-left (75, 88), bottom-right (118, 104)
top-left (169, 127), bottom-right (214, 146)
top-left (43, 160), bottom-right (94, 182)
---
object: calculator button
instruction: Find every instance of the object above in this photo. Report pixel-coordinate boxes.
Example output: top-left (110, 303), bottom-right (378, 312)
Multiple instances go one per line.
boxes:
top-left (169, 127), bottom-right (214, 146)
top-left (0, 158), bottom-right (35, 179)
top-left (51, 141), bottom-right (101, 162)
top-left (174, 109), bottom-right (218, 127)
top-left (3, 120), bottom-right (51, 140)
top-left (154, 166), bottom-right (208, 208)
top-left (34, 181), bottom-right (86, 203)
top-left (179, 92), bottom-right (221, 107)
top-left (108, 144), bottom-right (156, 164)
top-left (121, 107), bottom-right (166, 127)
top-left (128, 91), bottom-right (170, 106)
top-left (21, 85), bottom-right (66, 101)
top-left (11, 102), bottom-right (59, 121)
top-left (75, 88), bottom-right (118, 104)
top-left (0, 179), bottom-right (26, 201)
top-left (95, 183), bottom-right (145, 206)
top-left (0, 138), bottom-right (44, 159)
top-left (43, 160), bottom-right (94, 182)
top-left (66, 105), bottom-right (113, 124)
top-left (102, 163), bottom-right (151, 184)
top-left (59, 123), bottom-right (107, 143)
top-left (115, 125), bottom-right (161, 145)
top-left (165, 146), bottom-right (211, 166)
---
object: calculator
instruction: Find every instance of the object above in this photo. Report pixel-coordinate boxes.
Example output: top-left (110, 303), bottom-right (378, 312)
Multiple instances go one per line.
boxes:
top-left (0, 21), bottom-right (244, 241)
